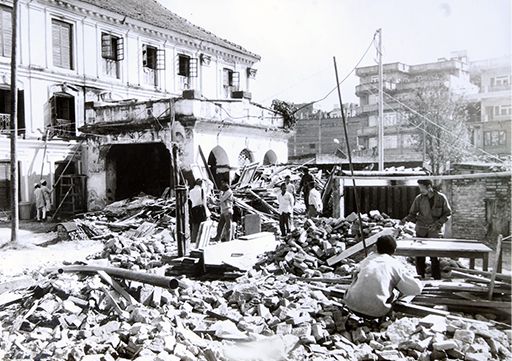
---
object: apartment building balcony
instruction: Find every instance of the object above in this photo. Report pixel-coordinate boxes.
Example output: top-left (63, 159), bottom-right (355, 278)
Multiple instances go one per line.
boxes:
top-left (355, 82), bottom-right (397, 96)
top-left (356, 63), bottom-right (410, 77)
top-left (83, 97), bottom-right (285, 134)
top-left (83, 98), bottom-right (172, 133)
top-left (410, 59), bottom-right (466, 73)
top-left (355, 102), bottom-right (397, 115)
top-left (174, 97), bottom-right (285, 130)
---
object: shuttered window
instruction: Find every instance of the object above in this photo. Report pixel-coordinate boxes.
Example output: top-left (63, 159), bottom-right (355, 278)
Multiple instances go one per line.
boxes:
top-left (0, 6), bottom-right (12, 57)
top-left (52, 19), bottom-right (73, 69)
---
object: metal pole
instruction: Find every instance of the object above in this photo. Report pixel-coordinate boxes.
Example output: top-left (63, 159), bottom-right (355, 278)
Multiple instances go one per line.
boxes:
top-left (333, 57), bottom-right (368, 256)
top-left (10, 0), bottom-right (19, 243)
top-left (377, 28), bottom-right (384, 171)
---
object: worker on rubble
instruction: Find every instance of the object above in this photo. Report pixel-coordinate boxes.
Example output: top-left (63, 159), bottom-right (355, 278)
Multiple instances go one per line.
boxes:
top-left (284, 175), bottom-right (295, 196)
top-left (33, 183), bottom-right (46, 222)
top-left (188, 179), bottom-right (209, 245)
top-left (344, 235), bottom-right (423, 319)
top-left (297, 167), bottom-right (314, 209)
top-left (277, 182), bottom-right (294, 236)
top-left (307, 182), bottom-right (323, 218)
top-left (40, 179), bottom-right (52, 215)
top-left (400, 179), bottom-right (452, 280)
top-left (213, 179), bottom-right (234, 243)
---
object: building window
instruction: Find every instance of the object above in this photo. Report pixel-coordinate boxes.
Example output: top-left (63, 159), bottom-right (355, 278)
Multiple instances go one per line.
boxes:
top-left (484, 130), bottom-right (506, 146)
top-left (50, 93), bottom-right (75, 138)
top-left (0, 88), bottom-right (25, 133)
top-left (0, 6), bottom-right (12, 57)
top-left (492, 76), bottom-right (510, 87)
top-left (101, 32), bottom-right (124, 79)
top-left (142, 44), bottom-right (165, 86)
top-left (309, 143), bottom-right (316, 149)
top-left (178, 54), bottom-right (190, 77)
top-left (52, 19), bottom-right (73, 70)
top-left (223, 68), bottom-right (240, 98)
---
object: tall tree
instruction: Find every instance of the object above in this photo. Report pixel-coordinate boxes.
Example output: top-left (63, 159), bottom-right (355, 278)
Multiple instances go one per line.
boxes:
top-left (405, 87), bottom-right (473, 175)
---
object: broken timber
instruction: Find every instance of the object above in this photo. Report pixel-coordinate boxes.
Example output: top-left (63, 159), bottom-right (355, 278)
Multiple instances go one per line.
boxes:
top-left (327, 228), bottom-right (394, 266)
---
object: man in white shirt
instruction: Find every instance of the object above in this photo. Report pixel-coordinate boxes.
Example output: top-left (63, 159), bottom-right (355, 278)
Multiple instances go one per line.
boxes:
top-left (344, 235), bottom-right (423, 318)
top-left (213, 179), bottom-right (234, 243)
top-left (284, 175), bottom-right (295, 196)
top-left (307, 182), bottom-right (323, 218)
top-left (188, 179), bottom-right (209, 245)
top-left (277, 182), bottom-right (294, 236)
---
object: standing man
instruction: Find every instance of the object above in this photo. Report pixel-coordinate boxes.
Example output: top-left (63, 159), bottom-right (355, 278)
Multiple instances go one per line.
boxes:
top-left (307, 182), bottom-right (323, 218)
top-left (297, 167), bottom-right (314, 209)
top-left (401, 179), bottom-right (452, 279)
top-left (188, 179), bottom-right (209, 245)
top-left (213, 179), bottom-right (234, 243)
top-left (277, 182), bottom-right (294, 236)
top-left (34, 183), bottom-right (45, 221)
top-left (40, 179), bottom-right (52, 218)
top-left (344, 235), bottom-right (423, 319)
top-left (284, 175), bottom-right (295, 196)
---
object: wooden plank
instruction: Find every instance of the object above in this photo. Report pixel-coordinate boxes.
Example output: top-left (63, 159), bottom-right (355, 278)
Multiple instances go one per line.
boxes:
top-left (408, 237), bottom-right (480, 243)
top-left (413, 296), bottom-right (510, 309)
top-left (97, 270), bottom-right (139, 306)
top-left (334, 171), bottom-right (512, 181)
top-left (488, 235), bottom-right (503, 300)
top-left (327, 228), bottom-right (394, 266)
top-left (451, 267), bottom-right (511, 282)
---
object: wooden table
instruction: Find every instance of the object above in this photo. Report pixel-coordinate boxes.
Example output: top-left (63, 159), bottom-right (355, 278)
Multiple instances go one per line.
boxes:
top-left (395, 238), bottom-right (493, 271)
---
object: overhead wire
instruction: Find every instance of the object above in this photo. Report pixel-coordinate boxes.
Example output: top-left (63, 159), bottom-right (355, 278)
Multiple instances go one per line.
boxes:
top-left (291, 32), bottom-right (378, 116)
top-left (366, 87), bottom-right (486, 162)
top-left (381, 90), bottom-right (504, 163)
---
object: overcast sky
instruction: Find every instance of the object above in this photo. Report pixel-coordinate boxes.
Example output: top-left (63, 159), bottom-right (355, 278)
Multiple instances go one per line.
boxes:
top-left (160, 0), bottom-right (510, 111)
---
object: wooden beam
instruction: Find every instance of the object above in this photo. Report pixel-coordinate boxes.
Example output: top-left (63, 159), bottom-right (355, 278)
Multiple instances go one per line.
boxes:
top-left (327, 228), bottom-right (394, 266)
top-left (488, 235), bottom-right (503, 301)
top-left (334, 171), bottom-right (511, 182)
top-left (451, 267), bottom-right (511, 283)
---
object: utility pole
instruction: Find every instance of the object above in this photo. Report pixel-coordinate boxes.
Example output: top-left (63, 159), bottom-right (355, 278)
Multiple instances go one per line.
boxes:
top-left (377, 28), bottom-right (384, 171)
top-left (10, 0), bottom-right (19, 243)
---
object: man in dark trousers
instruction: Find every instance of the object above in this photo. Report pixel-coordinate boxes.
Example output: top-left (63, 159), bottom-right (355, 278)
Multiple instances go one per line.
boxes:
top-left (401, 179), bottom-right (452, 279)
top-left (297, 167), bottom-right (314, 209)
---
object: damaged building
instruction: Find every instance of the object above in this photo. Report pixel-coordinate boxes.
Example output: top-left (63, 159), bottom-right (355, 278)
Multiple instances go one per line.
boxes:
top-left (0, 0), bottom-right (290, 214)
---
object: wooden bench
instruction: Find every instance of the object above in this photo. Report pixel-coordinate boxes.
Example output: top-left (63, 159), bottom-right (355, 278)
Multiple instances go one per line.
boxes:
top-left (395, 238), bottom-right (493, 271)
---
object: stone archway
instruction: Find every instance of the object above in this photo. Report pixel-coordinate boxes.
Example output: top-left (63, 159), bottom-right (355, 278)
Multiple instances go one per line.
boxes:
top-left (238, 148), bottom-right (254, 168)
top-left (263, 150), bottom-right (277, 165)
top-left (208, 146), bottom-right (230, 185)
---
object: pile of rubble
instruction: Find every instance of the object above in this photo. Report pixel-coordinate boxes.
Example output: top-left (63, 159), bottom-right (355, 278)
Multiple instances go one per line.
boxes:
top-left (1, 263), bottom-right (511, 361)
top-left (256, 211), bottom-right (400, 277)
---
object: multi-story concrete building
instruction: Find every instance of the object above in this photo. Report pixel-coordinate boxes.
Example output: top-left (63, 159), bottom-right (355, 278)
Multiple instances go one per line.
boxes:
top-left (0, 0), bottom-right (289, 213)
top-left (468, 57), bottom-right (512, 158)
top-left (352, 54), bottom-right (478, 167)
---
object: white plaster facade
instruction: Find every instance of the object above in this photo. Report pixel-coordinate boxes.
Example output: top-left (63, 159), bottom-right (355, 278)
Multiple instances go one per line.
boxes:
top-left (0, 0), bottom-right (290, 212)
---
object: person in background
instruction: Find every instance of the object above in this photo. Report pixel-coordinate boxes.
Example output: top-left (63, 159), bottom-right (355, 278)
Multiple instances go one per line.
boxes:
top-left (40, 179), bottom-right (52, 217)
top-left (34, 183), bottom-right (46, 221)
top-left (344, 235), bottom-right (423, 319)
top-left (307, 182), bottom-right (323, 218)
top-left (213, 179), bottom-right (234, 243)
top-left (297, 167), bottom-right (314, 209)
top-left (188, 179), bottom-right (209, 245)
top-left (401, 179), bottom-right (452, 279)
top-left (284, 175), bottom-right (295, 196)
top-left (277, 182), bottom-right (294, 237)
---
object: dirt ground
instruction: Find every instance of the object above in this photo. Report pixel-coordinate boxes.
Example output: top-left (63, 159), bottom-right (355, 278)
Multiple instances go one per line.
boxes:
top-left (0, 220), bottom-right (102, 280)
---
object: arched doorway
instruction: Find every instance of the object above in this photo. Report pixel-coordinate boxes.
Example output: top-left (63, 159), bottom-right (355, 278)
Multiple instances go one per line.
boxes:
top-left (106, 143), bottom-right (171, 201)
top-left (238, 148), bottom-right (254, 168)
top-left (263, 150), bottom-right (277, 165)
top-left (208, 146), bottom-right (230, 185)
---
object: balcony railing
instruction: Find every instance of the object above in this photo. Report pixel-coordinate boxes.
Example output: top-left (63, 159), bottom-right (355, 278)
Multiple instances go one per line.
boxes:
top-left (51, 119), bottom-right (76, 138)
top-left (0, 113), bottom-right (10, 131)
